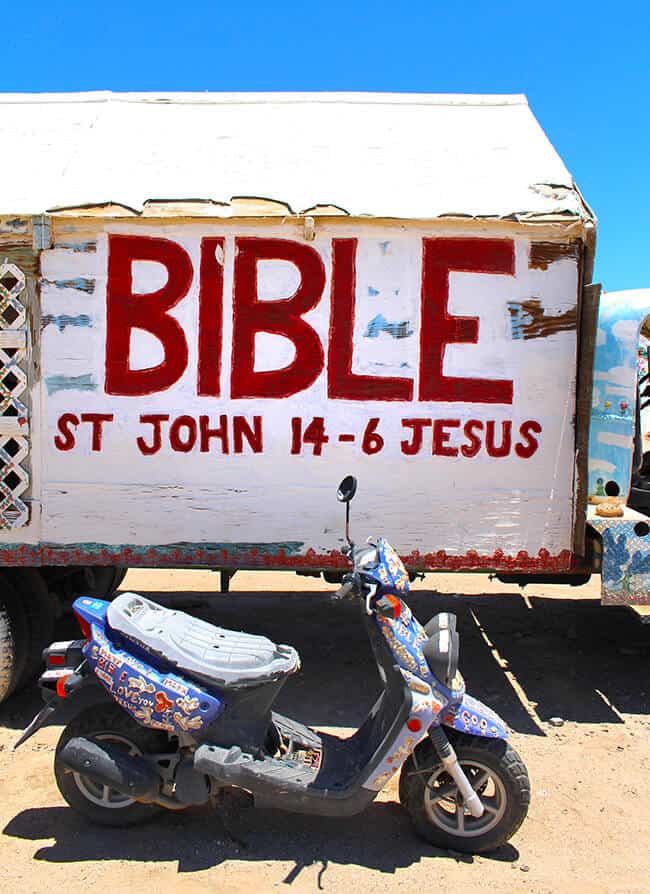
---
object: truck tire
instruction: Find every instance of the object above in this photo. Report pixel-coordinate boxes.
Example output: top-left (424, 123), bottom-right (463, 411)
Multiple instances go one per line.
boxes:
top-left (39, 565), bottom-right (128, 603)
top-left (4, 568), bottom-right (57, 689)
top-left (76, 566), bottom-right (128, 600)
top-left (0, 571), bottom-right (30, 702)
top-left (93, 565), bottom-right (129, 598)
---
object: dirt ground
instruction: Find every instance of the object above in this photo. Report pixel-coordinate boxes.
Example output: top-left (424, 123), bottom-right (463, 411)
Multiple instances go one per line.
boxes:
top-left (0, 569), bottom-right (649, 894)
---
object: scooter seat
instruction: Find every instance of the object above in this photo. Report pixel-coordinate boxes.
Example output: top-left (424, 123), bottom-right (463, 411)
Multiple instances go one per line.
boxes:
top-left (106, 592), bottom-right (300, 688)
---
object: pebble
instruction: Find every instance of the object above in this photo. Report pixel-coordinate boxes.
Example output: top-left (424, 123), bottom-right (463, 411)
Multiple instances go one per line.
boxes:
top-left (549, 716), bottom-right (564, 727)
top-left (520, 864), bottom-right (530, 873)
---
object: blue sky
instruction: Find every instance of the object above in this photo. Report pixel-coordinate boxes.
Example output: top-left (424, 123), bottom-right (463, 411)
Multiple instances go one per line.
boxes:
top-left (4, 1), bottom-right (648, 290)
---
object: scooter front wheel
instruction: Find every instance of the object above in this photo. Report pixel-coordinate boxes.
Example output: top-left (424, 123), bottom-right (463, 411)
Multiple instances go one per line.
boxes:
top-left (54, 705), bottom-right (168, 827)
top-left (399, 733), bottom-right (530, 853)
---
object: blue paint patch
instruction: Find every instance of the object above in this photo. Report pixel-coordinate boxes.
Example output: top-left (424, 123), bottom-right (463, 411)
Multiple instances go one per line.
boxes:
top-left (379, 241), bottom-right (391, 255)
top-left (44, 277), bottom-right (95, 294)
top-left (53, 241), bottom-right (97, 253)
top-left (588, 292), bottom-right (650, 497)
top-left (364, 314), bottom-right (413, 339)
top-left (45, 373), bottom-right (96, 394)
top-left (42, 314), bottom-right (92, 332)
top-left (2, 218), bottom-right (28, 231)
top-left (368, 286), bottom-right (380, 297)
top-left (507, 301), bottom-right (531, 340)
top-left (589, 520), bottom-right (650, 603)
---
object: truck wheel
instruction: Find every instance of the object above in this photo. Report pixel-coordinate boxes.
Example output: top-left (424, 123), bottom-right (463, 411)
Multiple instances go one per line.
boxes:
top-left (5, 568), bottom-right (57, 689)
top-left (54, 705), bottom-right (167, 826)
top-left (0, 572), bottom-right (29, 702)
top-left (399, 734), bottom-right (530, 854)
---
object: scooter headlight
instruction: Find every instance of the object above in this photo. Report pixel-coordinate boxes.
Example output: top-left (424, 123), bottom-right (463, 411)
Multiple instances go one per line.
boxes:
top-left (354, 545), bottom-right (379, 570)
top-left (422, 612), bottom-right (460, 688)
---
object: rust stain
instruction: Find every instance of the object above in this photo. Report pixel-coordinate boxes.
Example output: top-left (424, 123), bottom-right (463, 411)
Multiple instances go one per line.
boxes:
top-left (508, 298), bottom-right (577, 341)
top-left (0, 542), bottom-right (574, 572)
top-left (529, 241), bottom-right (580, 270)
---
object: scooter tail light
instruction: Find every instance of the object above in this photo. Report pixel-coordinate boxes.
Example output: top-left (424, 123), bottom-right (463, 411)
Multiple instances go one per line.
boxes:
top-left (56, 674), bottom-right (72, 698)
top-left (47, 653), bottom-right (66, 667)
top-left (73, 610), bottom-right (92, 641)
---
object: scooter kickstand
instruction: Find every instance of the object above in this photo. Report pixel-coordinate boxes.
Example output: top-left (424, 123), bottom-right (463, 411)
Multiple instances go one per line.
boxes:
top-left (429, 727), bottom-right (484, 819)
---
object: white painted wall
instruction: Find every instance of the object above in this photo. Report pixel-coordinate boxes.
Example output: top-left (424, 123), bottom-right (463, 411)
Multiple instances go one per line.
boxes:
top-left (38, 219), bottom-right (579, 566)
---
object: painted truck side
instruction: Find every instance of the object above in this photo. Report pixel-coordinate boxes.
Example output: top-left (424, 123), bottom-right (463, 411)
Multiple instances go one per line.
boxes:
top-left (0, 92), bottom-right (647, 703)
top-left (9, 220), bottom-right (583, 571)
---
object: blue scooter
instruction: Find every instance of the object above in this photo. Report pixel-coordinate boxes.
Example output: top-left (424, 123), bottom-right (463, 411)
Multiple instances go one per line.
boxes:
top-left (18, 476), bottom-right (529, 853)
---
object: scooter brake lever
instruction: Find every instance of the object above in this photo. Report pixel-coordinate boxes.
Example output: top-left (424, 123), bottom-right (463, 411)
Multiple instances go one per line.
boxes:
top-left (365, 583), bottom-right (377, 615)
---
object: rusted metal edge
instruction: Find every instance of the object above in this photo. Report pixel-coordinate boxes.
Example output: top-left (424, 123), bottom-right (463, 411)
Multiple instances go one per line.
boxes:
top-left (573, 281), bottom-right (601, 557)
top-left (41, 200), bottom-right (592, 223)
top-left (0, 542), bottom-right (574, 572)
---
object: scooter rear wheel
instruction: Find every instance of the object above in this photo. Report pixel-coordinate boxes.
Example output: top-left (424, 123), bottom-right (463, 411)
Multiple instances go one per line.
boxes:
top-left (54, 705), bottom-right (168, 826)
top-left (399, 733), bottom-right (530, 853)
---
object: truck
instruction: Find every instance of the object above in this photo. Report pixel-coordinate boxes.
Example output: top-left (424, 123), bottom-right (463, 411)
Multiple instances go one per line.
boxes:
top-left (0, 91), bottom-right (648, 703)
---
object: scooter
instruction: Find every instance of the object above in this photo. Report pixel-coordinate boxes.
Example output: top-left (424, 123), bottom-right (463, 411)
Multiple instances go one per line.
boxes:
top-left (17, 476), bottom-right (529, 853)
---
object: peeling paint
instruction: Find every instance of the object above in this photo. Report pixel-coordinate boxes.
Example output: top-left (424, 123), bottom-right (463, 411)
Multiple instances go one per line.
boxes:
top-left (42, 314), bottom-right (93, 332)
top-left (0, 218), bottom-right (29, 234)
top-left (45, 373), bottom-right (96, 394)
top-left (368, 286), bottom-right (380, 296)
top-left (529, 241), bottom-right (580, 270)
top-left (365, 314), bottom-right (414, 339)
top-left (507, 298), bottom-right (577, 341)
top-left (53, 241), bottom-right (97, 253)
top-left (43, 277), bottom-right (95, 294)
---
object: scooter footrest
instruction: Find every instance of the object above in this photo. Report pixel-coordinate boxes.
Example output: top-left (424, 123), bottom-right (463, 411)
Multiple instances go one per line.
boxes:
top-left (194, 744), bottom-right (318, 791)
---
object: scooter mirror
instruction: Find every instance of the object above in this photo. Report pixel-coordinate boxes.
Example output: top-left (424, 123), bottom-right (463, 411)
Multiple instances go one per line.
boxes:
top-left (337, 475), bottom-right (358, 503)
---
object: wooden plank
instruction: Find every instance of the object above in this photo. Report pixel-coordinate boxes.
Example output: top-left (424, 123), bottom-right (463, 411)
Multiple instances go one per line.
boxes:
top-left (0, 420), bottom-right (29, 436)
top-left (0, 330), bottom-right (26, 349)
top-left (573, 282), bottom-right (601, 557)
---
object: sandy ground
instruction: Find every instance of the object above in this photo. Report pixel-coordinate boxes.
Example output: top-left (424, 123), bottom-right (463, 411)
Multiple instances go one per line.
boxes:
top-left (0, 569), bottom-right (649, 894)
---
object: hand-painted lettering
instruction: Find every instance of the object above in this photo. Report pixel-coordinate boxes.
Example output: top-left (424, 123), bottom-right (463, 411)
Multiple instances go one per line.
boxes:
top-left (419, 238), bottom-right (515, 404)
top-left (101, 235), bottom-right (520, 404)
top-left (328, 239), bottom-right (413, 401)
top-left (106, 234), bottom-right (192, 396)
top-left (231, 237), bottom-right (326, 399)
top-left (54, 413), bottom-right (79, 451)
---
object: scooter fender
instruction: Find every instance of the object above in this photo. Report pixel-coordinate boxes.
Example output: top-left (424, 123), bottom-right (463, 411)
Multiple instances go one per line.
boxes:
top-left (15, 675), bottom-right (113, 748)
top-left (442, 692), bottom-right (508, 740)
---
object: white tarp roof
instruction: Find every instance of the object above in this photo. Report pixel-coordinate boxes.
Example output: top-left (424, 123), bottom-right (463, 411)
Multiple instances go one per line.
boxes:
top-left (0, 92), bottom-right (590, 221)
